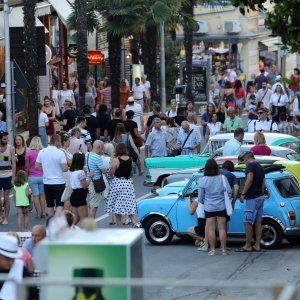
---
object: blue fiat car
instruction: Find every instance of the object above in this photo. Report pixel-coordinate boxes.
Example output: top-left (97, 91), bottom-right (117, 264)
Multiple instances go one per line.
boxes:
top-left (137, 166), bottom-right (300, 248)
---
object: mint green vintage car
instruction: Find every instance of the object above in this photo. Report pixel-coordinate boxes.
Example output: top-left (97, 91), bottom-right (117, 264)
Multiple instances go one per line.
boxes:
top-left (144, 132), bottom-right (300, 187)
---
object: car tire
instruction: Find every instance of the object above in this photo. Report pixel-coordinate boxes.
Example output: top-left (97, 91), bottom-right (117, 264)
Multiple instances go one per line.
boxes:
top-left (144, 217), bottom-right (174, 245)
top-left (261, 219), bottom-right (284, 249)
top-left (285, 236), bottom-right (300, 244)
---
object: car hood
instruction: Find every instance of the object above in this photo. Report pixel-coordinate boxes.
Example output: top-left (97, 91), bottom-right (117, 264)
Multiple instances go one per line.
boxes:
top-left (156, 181), bottom-right (188, 196)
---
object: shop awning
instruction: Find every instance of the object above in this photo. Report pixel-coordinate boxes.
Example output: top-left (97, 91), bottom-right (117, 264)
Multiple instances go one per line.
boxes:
top-left (35, 2), bottom-right (52, 17)
top-left (48, 0), bottom-right (74, 26)
top-left (260, 37), bottom-right (281, 52)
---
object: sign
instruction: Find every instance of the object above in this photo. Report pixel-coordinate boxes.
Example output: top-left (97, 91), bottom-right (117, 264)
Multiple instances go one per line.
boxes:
top-left (67, 44), bottom-right (78, 58)
top-left (88, 50), bottom-right (104, 64)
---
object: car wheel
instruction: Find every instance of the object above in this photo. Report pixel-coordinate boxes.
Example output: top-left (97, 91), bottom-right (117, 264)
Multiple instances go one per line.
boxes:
top-left (144, 217), bottom-right (174, 245)
top-left (285, 236), bottom-right (300, 244)
top-left (261, 219), bottom-right (284, 249)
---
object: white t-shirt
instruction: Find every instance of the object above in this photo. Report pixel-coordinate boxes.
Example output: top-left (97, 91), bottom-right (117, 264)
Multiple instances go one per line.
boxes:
top-left (38, 112), bottom-right (48, 127)
top-left (125, 102), bottom-right (143, 131)
top-left (143, 81), bottom-right (151, 98)
top-left (229, 70), bottom-right (237, 83)
top-left (248, 119), bottom-right (278, 132)
top-left (207, 122), bottom-right (222, 137)
top-left (132, 84), bottom-right (145, 100)
top-left (223, 138), bottom-right (241, 156)
top-left (167, 110), bottom-right (177, 118)
top-left (270, 93), bottom-right (289, 107)
top-left (257, 88), bottom-right (272, 109)
top-left (196, 201), bottom-right (205, 218)
top-left (60, 90), bottom-right (74, 106)
top-left (36, 146), bottom-right (67, 184)
top-left (70, 170), bottom-right (86, 189)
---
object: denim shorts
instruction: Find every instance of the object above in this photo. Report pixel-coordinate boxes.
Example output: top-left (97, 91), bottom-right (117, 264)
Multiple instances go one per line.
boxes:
top-left (236, 98), bottom-right (244, 109)
top-left (28, 176), bottom-right (44, 196)
top-left (244, 196), bottom-right (265, 224)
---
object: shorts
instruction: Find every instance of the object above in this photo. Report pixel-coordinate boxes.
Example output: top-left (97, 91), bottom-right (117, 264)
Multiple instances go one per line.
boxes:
top-left (205, 209), bottom-right (227, 219)
top-left (0, 176), bottom-right (12, 191)
top-left (44, 184), bottom-right (65, 208)
top-left (87, 183), bottom-right (104, 208)
top-left (236, 99), bottom-right (244, 109)
top-left (70, 188), bottom-right (88, 208)
top-left (28, 176), bottom-right (44, 196)
top-left (244, 196), bottom-right (264, 224)
top-left (194, 218), bottom-right (206, 237)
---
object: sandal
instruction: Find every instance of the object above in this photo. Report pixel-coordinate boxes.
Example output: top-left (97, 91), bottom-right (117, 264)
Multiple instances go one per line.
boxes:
top-left (222, 250), bottom-right (228, 256)
top-left (208, 249), bottom-right (215, 256)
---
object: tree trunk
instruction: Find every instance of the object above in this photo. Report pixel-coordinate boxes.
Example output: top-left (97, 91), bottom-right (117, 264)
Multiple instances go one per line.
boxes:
top-left (75, 0), bottom-right (88, 109)
top-left (108, 32), bottom-right (121, 108)
top-left (145, 25), bottom-right (158, 103)
top-left (183, 0), bottom-right (194, 103)
top-left (23, 0), bottom-right (38, 138)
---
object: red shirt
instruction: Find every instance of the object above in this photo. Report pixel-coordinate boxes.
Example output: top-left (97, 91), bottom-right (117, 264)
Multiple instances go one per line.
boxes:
top-left (250, 145), bottom-right (272, 156)
top-left (234, 87), bottom-right (246, 99)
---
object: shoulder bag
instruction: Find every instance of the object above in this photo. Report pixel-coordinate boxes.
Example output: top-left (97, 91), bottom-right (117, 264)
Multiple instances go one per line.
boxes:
top-left (87, 153), bottom-right (106, 193)
top-left (169, 129), bottom-right (194, 157)
top-left (222, 175), bottom-right (233, 216)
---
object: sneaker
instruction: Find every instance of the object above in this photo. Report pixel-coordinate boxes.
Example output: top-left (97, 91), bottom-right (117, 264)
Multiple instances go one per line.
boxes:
top-left (197, 243), bottom-right (209, 251)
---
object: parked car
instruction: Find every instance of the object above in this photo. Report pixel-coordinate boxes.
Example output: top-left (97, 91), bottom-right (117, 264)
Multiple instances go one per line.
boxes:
top-left (164, 159), bottom-right (300, 188)
top-left (144, 132), bottom-right (300, 186)
top-left (137, 166), bottom-right (300, 248)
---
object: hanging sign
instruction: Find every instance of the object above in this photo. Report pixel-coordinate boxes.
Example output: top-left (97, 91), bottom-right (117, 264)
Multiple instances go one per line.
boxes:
top-left (67, 44), bottom-right (78, 58)
top-left (88, 51), bottom-right (104, 64)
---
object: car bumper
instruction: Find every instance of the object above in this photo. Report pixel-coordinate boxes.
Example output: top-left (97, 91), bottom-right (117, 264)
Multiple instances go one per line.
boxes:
top-left (284, 228), bottom-right (300, 236)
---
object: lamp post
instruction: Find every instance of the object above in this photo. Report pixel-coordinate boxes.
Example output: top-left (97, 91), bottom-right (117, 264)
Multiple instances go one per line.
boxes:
top-left (160, 22), bottom-right (166, 113)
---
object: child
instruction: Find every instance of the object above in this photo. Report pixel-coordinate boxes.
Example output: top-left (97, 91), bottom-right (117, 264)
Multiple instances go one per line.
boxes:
top-left (14, 170), bottom-right (31, 232)
top-left (247, 94), bottom-right (258, 121)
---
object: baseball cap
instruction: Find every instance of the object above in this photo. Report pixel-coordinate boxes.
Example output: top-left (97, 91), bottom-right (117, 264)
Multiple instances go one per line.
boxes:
top-left (127, 97), bottom-right (135, 102)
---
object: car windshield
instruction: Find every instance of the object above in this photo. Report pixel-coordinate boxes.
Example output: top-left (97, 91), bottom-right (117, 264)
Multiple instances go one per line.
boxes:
top-left (280, 142), bottom-right (300, 153)
top-left (274, 177), bottom-right (300, 198)
top-left (210, 140), bottom-right (254, 154)
top-left (286, 153), bottom-right (300, 161)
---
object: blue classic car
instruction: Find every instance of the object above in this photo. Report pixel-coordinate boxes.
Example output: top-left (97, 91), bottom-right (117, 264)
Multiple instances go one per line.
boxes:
top-left (137, 166), bottom-right (300, 248)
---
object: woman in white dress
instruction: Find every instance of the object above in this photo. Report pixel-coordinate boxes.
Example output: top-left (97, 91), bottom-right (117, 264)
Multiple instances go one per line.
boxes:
top-left (205, 112), bottom-right (222, 143)
top-left (58, 82), bottom-right (76, 112)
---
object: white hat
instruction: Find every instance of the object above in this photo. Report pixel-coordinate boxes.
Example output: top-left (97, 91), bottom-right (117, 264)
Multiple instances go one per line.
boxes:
top-left (275, 75), bottom-right (282, 81)
top-left (127, 96), bottom-right (135, 102)
top-left (0, 235), bottom-right (22, 259)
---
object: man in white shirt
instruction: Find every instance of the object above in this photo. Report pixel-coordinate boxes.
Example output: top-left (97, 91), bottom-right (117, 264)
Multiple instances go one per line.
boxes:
top-left (228, 66), bottom-right (237, 86)
top-left (132, 77), bottom-right (146, 109)
top-left (125, 97), bottom-right (144, 132)
top-left (223, 128), bottom-right (244, 156)
top-left (247, 107), bottom-right (278, 132)
top-left (68, 127), bottom-right (86, 154)
top-left (35, 134), bottom-right (68, 216)
top-left (141, 75), bottom-right (151, 111)
top-left (257, 80), bottom-right (272, 109)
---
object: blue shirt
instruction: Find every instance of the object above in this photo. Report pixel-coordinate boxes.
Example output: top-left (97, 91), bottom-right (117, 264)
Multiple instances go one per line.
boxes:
top-left (0, 120), bottom-right (7, 133)
top-left (176, 129), bottom-right (200, 155)
top-left (85, 152), bottom-right (105, 180)
top-left (223, 138), bottom-right (241, 156)
top-left (198, 175), bottom-right (232, 212)
top-left (145, 129), bottom-right (167, 157)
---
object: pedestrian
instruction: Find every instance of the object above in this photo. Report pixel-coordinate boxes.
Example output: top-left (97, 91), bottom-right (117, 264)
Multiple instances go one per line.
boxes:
top-left (145, 103), bottom-right (161, 137)
top-left (267, 65), bottom-right (277, 86)
top-left (104, 108), bottom-right (127, 142)
top-left (43, 96), bottom-right (56, 140)
top-left (186, 112), bottom-right (201, 142)
top-left (58, 82), bottom-right (76, 111)
top-left (0, 132), bottom-right (16, 225)
top-left (85, 140), bottom-right (107, 219)
top-left (102, 78), bottom-right (112, 112)
top-left (234, 79), bottom-right (246, 117)
top-left (205, 113), bottom-right (222, 143)
top-left (201, 104), bottom-right (216, 138)
top-left (0, 235), bottom-right (39, 300)
top-left (91, 103), bottom-right (100, 118)
top-left (250, 132), bottom-right (272, 156)
top-left (257, 80), bottom-right (272, 109)
top-left (125, 97), bottom-right (144, 133)
top-left (185, 101), bottom-right (196, 117)
top-left (25, 136), bottom-right (46, 219)
top-left (38, 103), bottom-right (49, 148)
top-left (125, 110), bottom-right (144, 149)
top-left (247, 107), bottom-right (278, 132)
top-left (222, 107), bottom-right (244, 132)
top-left (68, 127), bottom-right (86, 155)
top-left (132, 77), bottom-right (146, 109)
top-left (270, 84), bottom-right (289, 122)
top-left (223, 127), bottom-right (244, 156)
top-left (85, 77), bottom-right (97, 109)
top-left (222, 81), bottom-right (236, 109)
top-left (70, 153), bottom-right (93, 224)
top-left (198, 159), bottom-right (232, 256)
top-left (176, 121), bottom-right (200, 155)
top-left (14, 135), bottom-right (26, 173)
top-left (82, 106), bottom-right (99, 143)
top-left (59, 99), bottom-right (76, 132)
top-left (105, 143), bottom-right (136, 227)
top-left (216, 101), bottom-right (227, 124)
top-left (254, 69), bottom-right (268, 90)
top-left (13, 170), bottom-right (31, 232)
top-left (236, 151), bottom-right (265, 252)
top-left (145, 118), bottom-right (170, 158)
top-left (0, 111), bottom-right (7, 132)
top-left (35, 134), bottom-right (68, 216)
top-left (174, 107), bottom-right (187, 127)
top-left (141, 75), bottom-right (151, 112)
top-left (278, 112), bottom-right (300, 136)
top-left (23, 225), bottom-right (46, 255)
top-left (166, 99), bottom-right (177, 118)
top-left (119, 79), bottom-right (130, 109)
top-left (165, 118), bottom-right (179, 152)
top-left (96, 104), bottom-right (111, 142)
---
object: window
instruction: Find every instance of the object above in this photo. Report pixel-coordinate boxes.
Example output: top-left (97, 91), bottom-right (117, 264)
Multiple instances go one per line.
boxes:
top-left (238, 177), bottom-right (269, 197)
top-left (275, 177), bottom-right (300, 198)
top-left (286, 153), bottom-right (300, 161)
top-left (280, 142), bottom-right (300, 153)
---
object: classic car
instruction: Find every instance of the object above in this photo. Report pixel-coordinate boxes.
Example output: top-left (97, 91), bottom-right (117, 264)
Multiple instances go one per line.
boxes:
top-left (144, 132), bottom-right (300, 186)
top-left (138, 165), bottom-right (300, 249)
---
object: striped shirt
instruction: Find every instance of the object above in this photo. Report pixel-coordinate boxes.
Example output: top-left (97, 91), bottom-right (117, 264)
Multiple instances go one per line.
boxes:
top-left (85, 152), bottom-right (105, 180)
top-left (102, 86), bottom-right (112, 109)
top-left (278, 121), bottom-right (297, 136)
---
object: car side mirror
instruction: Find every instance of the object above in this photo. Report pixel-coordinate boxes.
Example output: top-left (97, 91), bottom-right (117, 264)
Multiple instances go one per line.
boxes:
top-left (178, 192), bottom-right (184, 198)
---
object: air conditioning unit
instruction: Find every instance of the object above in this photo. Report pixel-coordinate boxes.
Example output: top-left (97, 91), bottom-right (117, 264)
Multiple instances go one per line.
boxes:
top-left (223, 21), bottom-right (241, 34)
top-left (193, 20), bottom-right (208, 34)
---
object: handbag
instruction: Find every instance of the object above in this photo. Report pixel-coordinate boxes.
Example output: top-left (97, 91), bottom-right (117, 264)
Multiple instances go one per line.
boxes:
top-left (87, 154), bottom-right (106, 193)
top-left (169, 129), bottom-right (194, 157)
top-left (222, 175), bottom-right (233, 216)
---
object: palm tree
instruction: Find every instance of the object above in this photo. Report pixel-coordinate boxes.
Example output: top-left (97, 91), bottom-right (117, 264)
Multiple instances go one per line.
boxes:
top-left (23, 0), bottom-right (38, 137)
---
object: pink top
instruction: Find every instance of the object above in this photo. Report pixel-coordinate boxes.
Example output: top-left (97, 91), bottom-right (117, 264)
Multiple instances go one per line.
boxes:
top-left (250, 145), bottom-right (272, 156)
top-left (25, 149), bottom-right (43, 177)
top-left (20, 247), bottom-right (32, 267)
